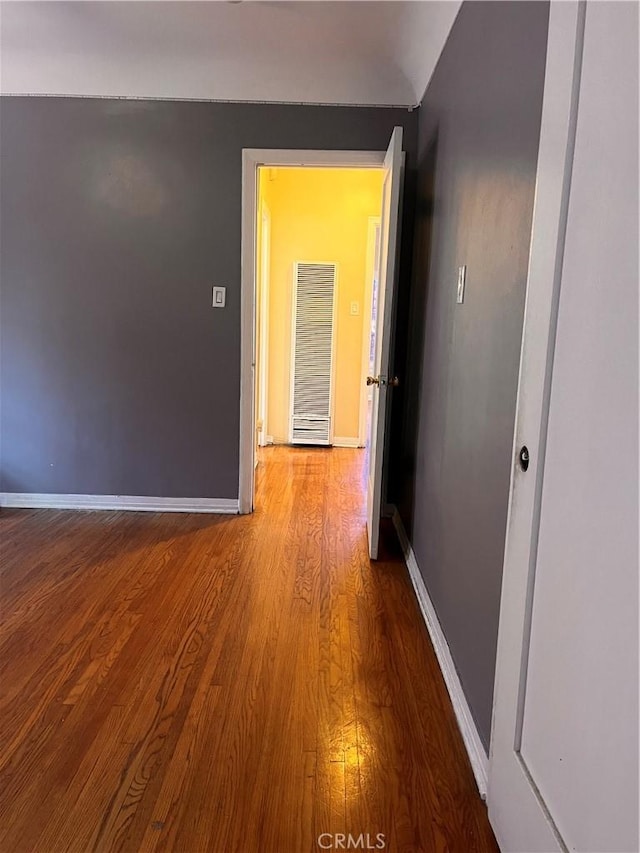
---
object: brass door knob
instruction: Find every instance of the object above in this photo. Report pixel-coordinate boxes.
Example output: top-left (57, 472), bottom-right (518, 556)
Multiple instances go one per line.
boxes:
top-left (366, 375), bottom-right (400, 387)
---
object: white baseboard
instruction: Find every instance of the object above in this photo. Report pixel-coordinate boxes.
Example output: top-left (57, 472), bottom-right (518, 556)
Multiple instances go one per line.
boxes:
top-left (0, 493), bottom-right (239, 514)
top-left (391, 506), bottom-right (489, 800)
top-left (332, 436), bottom-right (362, 448)
top-left (264, 437), bottom-right (363, 449)
top-left (269, 436), bottom-right (289, 445)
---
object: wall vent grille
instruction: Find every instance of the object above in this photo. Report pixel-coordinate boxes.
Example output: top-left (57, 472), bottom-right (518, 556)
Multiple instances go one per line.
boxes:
top-left (290, 262), bottom-right (337, 445)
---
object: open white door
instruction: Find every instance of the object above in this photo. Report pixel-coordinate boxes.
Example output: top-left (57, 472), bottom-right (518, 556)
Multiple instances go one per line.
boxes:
top-left (366, 127), bottom-right (403, 559)
top-left (491, 4), bottom-right (639, 851)
top-left (489, 4), bottom-right (597, 850)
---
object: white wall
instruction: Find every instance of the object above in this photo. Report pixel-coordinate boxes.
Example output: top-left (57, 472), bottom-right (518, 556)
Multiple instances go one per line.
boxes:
top-left (520, 3), bottom-right (639, 849)
top-left (0, 1), bottom-right (459, 106)
top-left (394, 1), bottom-right (461, 104)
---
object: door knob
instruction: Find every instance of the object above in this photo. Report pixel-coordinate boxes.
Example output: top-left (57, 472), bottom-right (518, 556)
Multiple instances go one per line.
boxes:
top-left (366, 375), bottom-right (400, 387)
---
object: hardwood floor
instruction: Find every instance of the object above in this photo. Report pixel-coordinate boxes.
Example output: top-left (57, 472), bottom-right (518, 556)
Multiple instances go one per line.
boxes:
top-left (0, 447), bottom-right (498, 853)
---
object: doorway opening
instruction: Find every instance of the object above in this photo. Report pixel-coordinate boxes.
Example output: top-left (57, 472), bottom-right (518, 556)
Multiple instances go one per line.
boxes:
top-left (254, 165), bottom-right (383, 467)
top-left (240, 133), bottom-right (404, 560)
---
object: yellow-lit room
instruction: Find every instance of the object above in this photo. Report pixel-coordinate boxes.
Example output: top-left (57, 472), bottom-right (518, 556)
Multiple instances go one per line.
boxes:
top-left (255, 166), bottom-right (383, 470)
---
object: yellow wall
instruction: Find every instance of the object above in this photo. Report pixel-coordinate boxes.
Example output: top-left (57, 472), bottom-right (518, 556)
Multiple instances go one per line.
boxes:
top-left (259, 166), bottom-right (383, 443)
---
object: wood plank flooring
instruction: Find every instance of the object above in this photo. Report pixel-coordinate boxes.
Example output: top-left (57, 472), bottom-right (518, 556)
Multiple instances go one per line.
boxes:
top-left (0, 447), bottom-right (498, 853)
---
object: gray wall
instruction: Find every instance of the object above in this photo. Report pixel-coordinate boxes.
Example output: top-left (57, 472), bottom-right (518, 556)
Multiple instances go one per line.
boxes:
top-left (0, 98), bottom-right (417, 497)
top-left (390, 1), bottom-right (549, 748)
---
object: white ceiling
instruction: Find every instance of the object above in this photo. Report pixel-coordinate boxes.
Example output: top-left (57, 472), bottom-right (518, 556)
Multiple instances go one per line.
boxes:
top-left (0, 1), bottom-right (460, 106)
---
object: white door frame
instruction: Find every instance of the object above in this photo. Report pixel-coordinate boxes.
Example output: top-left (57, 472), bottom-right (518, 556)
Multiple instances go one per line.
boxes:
top-left (257, 202), bottom-right (271, 447)
top-left (239, 148), bottom-right (385, 513)
top-left (359, 216), bottom-right (381, 448)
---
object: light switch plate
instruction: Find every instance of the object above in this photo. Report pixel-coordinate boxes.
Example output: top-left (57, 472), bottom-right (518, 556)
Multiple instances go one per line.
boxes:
top-left (212, 286), bottom-right (226, 308)
top-left (456, 266), bottom-right (466, 304)
top-left (350, 300), bottom-right (360, 316)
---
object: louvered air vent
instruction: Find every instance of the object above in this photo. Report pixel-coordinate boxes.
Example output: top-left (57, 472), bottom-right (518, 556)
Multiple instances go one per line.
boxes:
top-left (290, 262), bottom-right (337, 445)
